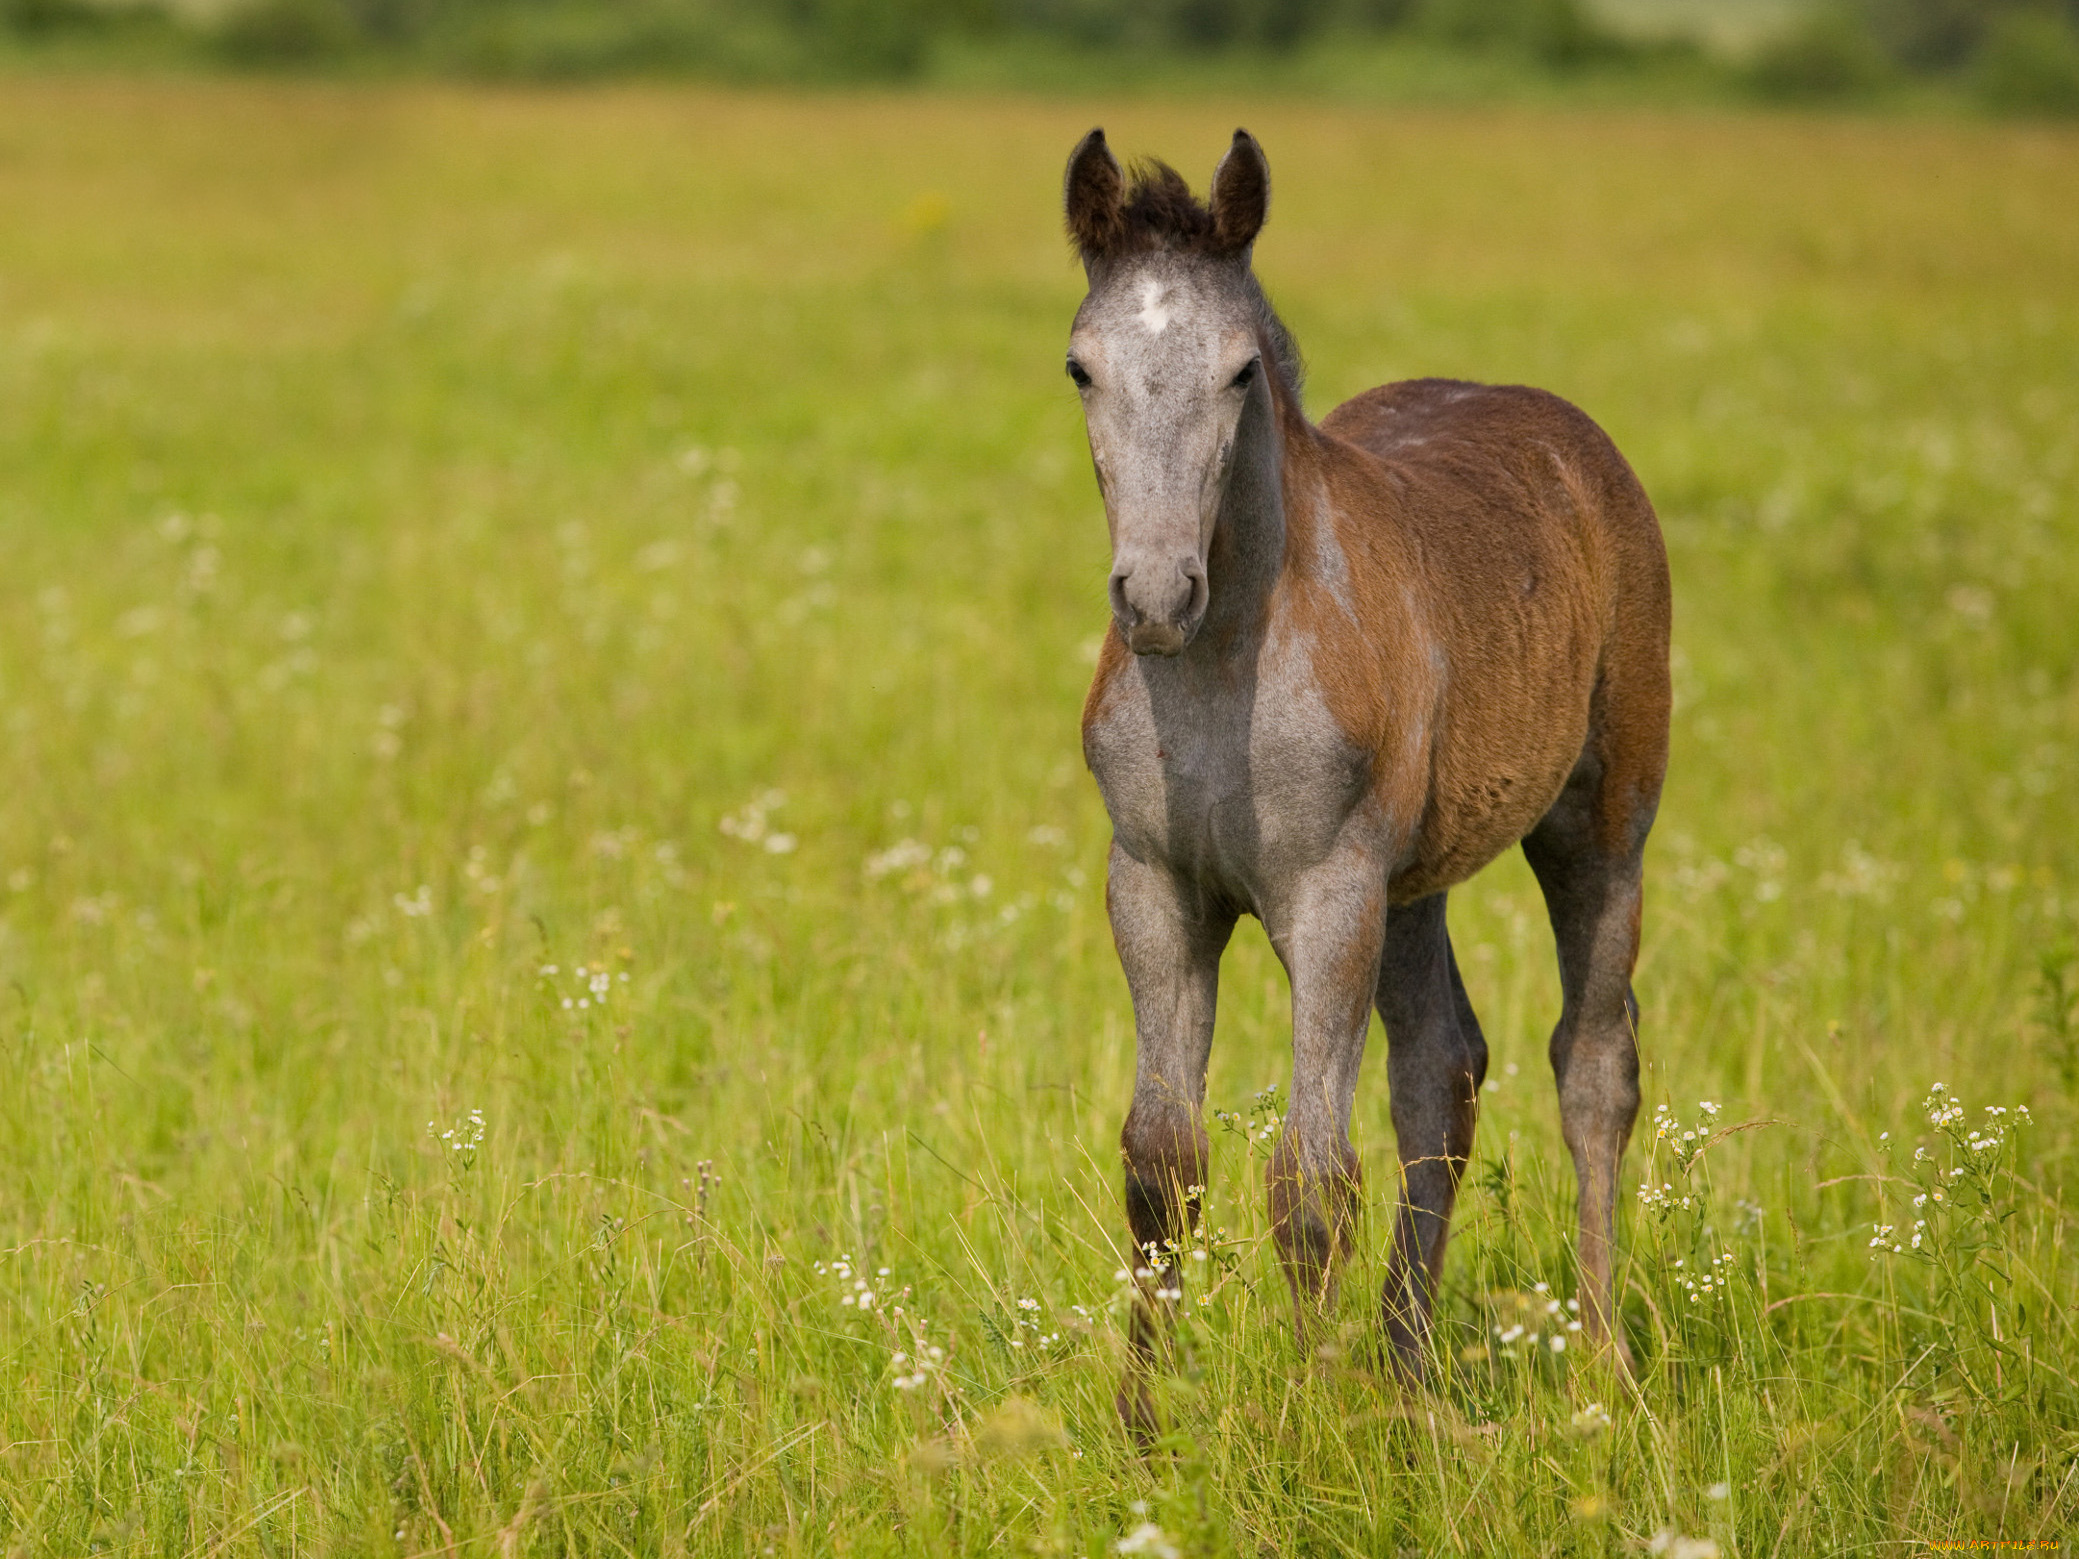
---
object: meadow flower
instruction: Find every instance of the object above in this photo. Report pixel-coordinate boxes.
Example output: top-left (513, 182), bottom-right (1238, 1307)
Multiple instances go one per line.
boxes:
top-left (1570, 1402), bottom-right (1612, 1437)
top-left (1115, 1522), bottom-right (1182, 1559)
top-left (719, 790), bottom-right (787, 846)
top-left (1818, 842), bottom-right (1903, 901)
top-left (1648, 1531), bottom-right (1719, 1559)
top-left (462, 846), bottom-right (503, 894)
top-left (890, 1342), bottom-right (944, 1391)
top-left (427, 1108), bottom-right (486, 1158)
top-left (864, 838), bottom-right (942, 885)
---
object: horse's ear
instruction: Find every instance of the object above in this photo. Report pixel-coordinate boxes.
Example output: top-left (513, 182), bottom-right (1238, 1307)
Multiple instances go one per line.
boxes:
top-left (1064, 127), bottom-right (1125, 260)
top-left (1209, 129), bottom-right (1269, 256)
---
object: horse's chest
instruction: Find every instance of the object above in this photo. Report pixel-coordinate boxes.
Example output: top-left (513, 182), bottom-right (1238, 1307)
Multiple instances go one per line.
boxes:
top-left (1085, 664), bottom-right (1365, 891)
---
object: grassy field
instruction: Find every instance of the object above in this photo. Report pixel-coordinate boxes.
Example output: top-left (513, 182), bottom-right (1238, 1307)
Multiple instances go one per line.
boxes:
top-left (1, 78), bottom-right (2076, 1556)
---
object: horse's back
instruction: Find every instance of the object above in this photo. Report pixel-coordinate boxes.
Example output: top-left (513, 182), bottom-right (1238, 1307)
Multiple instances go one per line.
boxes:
top-left (1322, 375), bottom-right (1668, 645)
top-left (1320, 378), bottom-right (1672, 885)
top-left (1324, 378), bottom-right (1658, 553)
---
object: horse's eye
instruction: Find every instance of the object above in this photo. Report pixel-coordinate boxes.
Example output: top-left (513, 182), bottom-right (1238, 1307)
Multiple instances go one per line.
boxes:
top-left (1231, 359), bottom-right (1260, 390)
top-left (1066, 358), bottom-right (1092, 388)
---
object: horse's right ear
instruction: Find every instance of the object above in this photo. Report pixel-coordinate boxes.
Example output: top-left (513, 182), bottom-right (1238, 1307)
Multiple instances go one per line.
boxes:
top-left (1064, 128), bottom-right (1125, 260)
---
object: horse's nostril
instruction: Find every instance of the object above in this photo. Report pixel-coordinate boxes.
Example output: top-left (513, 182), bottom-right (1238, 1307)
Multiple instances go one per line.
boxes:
top-left (1109, 570), bottom-right (1136, 625)
top-left (1184, 567), bottom-right (1209, 623)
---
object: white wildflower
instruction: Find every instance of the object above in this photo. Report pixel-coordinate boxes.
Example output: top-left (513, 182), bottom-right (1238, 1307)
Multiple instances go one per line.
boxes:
top-left (1115, 1522), bottom-right (1182, 1559)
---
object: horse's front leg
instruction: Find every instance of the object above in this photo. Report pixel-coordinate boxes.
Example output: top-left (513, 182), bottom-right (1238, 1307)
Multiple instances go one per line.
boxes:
top-left (1265, 847), bottom-right (1389, 1345)
top-left (1108, 841), bottom-right (1235, 1440)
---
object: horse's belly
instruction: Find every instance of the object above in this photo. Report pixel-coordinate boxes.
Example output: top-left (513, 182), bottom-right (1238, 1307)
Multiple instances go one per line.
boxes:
top-left (1390, 776), bottom-right (1567, 902)
top-left (1389, 666), bottom-right (1594, 901)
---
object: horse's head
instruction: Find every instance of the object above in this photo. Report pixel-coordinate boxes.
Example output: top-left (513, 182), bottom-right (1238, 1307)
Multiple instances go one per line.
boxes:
top-left (1063, 128), bottom-right (1277, 658)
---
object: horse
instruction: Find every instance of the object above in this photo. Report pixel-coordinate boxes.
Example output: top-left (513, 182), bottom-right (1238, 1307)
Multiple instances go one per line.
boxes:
top-left (1061, 127), bottom-right (1671, 1430)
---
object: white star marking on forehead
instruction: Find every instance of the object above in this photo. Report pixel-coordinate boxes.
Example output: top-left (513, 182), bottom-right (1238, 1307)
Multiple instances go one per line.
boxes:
top-left (1136, 277), bottom-right (1173, 335)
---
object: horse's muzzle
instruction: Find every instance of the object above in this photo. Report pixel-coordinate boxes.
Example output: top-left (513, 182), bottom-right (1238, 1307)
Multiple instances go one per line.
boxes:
top-left (1111, 554), bottom-right (1207, 658)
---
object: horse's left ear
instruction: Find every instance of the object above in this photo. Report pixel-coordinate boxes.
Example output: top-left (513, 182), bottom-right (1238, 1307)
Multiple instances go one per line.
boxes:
top-left (1209, 129), bottom-right (1269, 256)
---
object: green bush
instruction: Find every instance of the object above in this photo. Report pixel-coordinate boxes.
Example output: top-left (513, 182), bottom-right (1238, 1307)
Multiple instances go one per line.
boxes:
top-left (1747, 8), bottom-right (1893, 98)
top-left (1172, 0), bottom-right (1332, 49)
top-left (211, 0), bottom-right (361, 59)
top-left (1414, 0), bottom-right (1617, 64)
top-left (339, 0), bottom-right (435, 43)
top-left (1971, 7), bottom-right (2079, 111)
top-left (0, 0), bottom-right (105, 34)
top-left (1861, 0), bottom-right (1999, 69)
top-left (422, 0), bottom-right (818, 78)
top-left (791, 0), bottom-right (937, 75)
top-left (993, 0), bottom-right (1334, 51)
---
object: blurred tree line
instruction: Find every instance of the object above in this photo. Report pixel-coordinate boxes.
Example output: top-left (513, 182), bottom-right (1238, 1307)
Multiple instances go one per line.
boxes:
top-left (0, 0), bottom-right (1632, 71)
top-left (1750, 0), bottom-right (2079, 109)
top-left (4, 0), bottom-right (2077, 113)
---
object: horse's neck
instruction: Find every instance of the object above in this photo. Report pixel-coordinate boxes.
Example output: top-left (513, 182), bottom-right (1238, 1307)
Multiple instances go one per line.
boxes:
top-left (1196, 385), bottom-right (1300, 655)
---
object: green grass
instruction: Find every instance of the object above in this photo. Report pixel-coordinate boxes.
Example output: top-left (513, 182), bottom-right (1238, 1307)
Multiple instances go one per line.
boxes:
top-left (1, 77), bottom-right (2077, 1555)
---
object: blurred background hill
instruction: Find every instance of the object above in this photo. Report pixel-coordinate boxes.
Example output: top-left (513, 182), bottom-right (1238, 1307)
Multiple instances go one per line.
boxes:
top-left (4, 0), bottom-right (2077, 115)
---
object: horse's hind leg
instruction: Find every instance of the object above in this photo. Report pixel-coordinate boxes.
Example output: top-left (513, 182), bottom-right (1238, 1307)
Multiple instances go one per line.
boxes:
top-left (1523, 738), bottom-right (1662, 1365)
top-left (1377, 891), bottom-right (1488, 1375)
top-left (1107, 842), bottom-right (1235, 1440)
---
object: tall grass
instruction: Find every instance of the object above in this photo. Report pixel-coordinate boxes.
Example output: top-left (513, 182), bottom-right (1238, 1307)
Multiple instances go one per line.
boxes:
top-left (0, 79), bottom-right (2075, 1553)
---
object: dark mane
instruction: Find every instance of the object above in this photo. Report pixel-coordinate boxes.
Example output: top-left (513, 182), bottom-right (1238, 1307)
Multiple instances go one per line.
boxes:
top-left (1116, 160), bottom-right (1221, 254)
top-left (1250, 292), bottom-right (1307, 407)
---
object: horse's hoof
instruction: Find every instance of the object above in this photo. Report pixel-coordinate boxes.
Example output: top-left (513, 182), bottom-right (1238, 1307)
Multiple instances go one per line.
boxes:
top-left (1382, 1340), bottom-right (1428, 1389)
top-left (1115, 1378), bottom-right (1161, 1448)
top-left (1379, 1316), bottom-right (1431, 1387)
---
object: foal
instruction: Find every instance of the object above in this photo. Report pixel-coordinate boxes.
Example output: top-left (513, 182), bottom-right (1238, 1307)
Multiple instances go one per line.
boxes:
top-left (1063, 129), bottom-right (1671, 1427)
